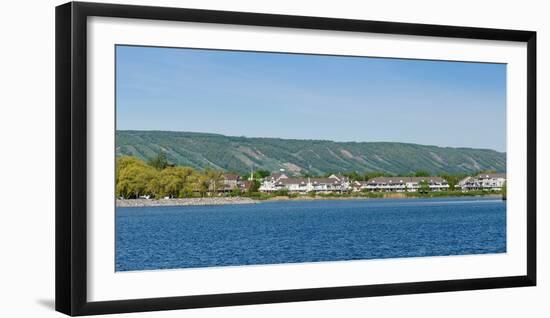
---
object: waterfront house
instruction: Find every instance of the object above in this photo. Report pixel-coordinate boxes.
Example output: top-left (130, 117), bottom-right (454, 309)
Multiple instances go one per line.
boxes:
top-left (259, 172), bottom-right (285, 192)
top-left (310, 177), bottom-right (346, 193)
top-left (363, 176), bottom-right (449, 192)
top-left (207, 173), bottom-right (256, 194)
top-left (259, 172), bottom-right (291, 192)
top-left (457, 173), bottom-right (506, 191)
top-left (211, 173), bottom-right (242, 193)
top-left (277, 177), bottom-right (310, 193)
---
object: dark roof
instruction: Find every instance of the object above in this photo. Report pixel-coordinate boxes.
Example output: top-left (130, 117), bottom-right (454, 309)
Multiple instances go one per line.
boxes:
top-left (221, 173), bottom-right (240, 181)
top-left (475, 173), bottom-right (506, 179)
top-left (276, 178), bottom-right (308, 185)
top-left (238, 180), bottom-right (253, 189)
top-left (310, 178), bottom-right (341, 185)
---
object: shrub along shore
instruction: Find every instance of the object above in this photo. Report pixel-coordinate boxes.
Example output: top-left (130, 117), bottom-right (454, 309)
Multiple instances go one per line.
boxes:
top-left (247, 190), bottom-right (502, 201)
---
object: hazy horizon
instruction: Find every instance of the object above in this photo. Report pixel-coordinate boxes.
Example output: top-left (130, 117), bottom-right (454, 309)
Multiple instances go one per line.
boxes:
top-left (116, 45), bottom-right (507, 152)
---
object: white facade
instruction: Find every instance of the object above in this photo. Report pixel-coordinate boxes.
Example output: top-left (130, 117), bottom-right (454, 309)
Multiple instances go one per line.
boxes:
top-left (457, 173), bottom-right (506, 191)
top-left (259, 174), bottom-right (350, 193)
top-left (260, 171), bottom-right (508, 194)
top-left (260, 173), bottom-right (452, 193)
top-left (358, 176), bottom-right (449, 192)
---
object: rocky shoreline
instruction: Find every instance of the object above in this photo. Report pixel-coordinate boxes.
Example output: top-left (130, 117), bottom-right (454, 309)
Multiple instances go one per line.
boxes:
top-left (117, 193), bottom-right (502, 208)
top-left (116, 197), bottom-right (258, 207)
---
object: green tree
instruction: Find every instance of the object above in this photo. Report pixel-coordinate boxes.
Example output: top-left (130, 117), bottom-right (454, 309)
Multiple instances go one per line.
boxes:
top-left (150, 166), bottom-right (196, 198)
top-left (256, 170), bottom-right (271, 179)
top-left (439, 173), bottom-right (467, 191)
top-left (242, 169), bottom-right (271, 180)
top-left (146, 174), bottom-right (163, 198)
top-left (181, 170), bottom-right (200, 197)
top-left (116, 156), bottom-right (157, 198)
top-left (343, 171), bottom-right (362, 181)
top-left (197, 169), bottom-right (223, 196)
top-left (148, 151), bottom-right (168, 171)
top-left (209, 170), bottom-right (224, 195)
top-left (418, 180), bottom-right (430, 194)
top-left (196, 174), bottom-right (210, 197)
top-left (230, 188), bottom-right (242, 197)
top-left (413, 170), bottom-right (430, 177)
top-left (249, 179), bottom-right (261, 193)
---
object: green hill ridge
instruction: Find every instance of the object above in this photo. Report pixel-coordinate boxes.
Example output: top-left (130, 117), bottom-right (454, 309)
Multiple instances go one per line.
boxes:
top-left (116, 130), bottom-right (506, 175)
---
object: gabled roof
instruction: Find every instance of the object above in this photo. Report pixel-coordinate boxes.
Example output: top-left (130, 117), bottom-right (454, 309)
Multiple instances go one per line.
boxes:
top-left (310, 178), bottom-right (341, 185)
top-left (221, 173), bottom-right (240, 181)
top-left (267, 172), bottom-right (288, 181)
top-left (276, 178), bottom-right (308, 185)
top-left (458, 176), bottom-right (472, 184)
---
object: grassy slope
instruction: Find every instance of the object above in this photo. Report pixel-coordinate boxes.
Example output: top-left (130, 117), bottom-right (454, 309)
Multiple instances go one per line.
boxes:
top-left (116, 130), bottom-right (506, 175)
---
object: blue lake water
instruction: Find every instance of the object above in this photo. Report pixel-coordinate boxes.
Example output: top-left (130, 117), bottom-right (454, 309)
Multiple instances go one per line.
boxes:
top-left (116, 197), bottom-right (506, 271)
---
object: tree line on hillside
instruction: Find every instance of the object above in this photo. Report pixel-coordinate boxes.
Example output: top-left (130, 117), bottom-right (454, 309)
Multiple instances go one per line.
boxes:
top-left (117, 153), bottom-right (498, 199)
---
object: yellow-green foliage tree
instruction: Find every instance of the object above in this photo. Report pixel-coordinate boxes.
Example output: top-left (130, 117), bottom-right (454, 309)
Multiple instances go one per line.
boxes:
top-left (195, 169), bottom-right (223, 197)
top-left (116, 156), bottom-right (157, 198)
top-left (116, 156), bottom-right (229, 199)
top-left (148, 166), bottom-right (197, 198)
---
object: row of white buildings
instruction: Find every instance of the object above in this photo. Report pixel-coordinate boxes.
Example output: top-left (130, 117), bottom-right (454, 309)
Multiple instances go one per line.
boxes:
top-left (259, 173), bottom-right (352, 194)
top-left (256, 172), bottom-right (506, 194)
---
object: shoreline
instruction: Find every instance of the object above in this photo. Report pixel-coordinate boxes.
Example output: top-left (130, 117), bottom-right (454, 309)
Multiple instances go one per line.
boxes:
top-left (116, 193), bottom-right (502, 207)
top-left (263, 194), bottom-right (502, 201)
top-left (116, 197), bottom-right (258, 208)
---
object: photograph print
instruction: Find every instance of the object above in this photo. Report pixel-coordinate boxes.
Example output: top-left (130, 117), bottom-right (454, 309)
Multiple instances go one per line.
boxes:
top-left (115, 45), bottom-right (507, 272)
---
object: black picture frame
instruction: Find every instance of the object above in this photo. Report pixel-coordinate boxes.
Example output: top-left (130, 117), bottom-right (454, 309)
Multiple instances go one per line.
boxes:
top-left (55, 1), bottom-right (537, 316)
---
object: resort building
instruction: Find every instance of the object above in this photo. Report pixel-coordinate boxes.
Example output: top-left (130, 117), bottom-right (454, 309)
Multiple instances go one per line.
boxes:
top-left (361, 176), bottom-right (449, 192)
top-left (259, 172), bottom-right (450, 193)
top-left (259, 173), bottom-right (350, 194)
top-left (457, 173), bottom-right (506, 191)
top-left (220, 173), bottom-right (239, 187)
top-left (254, 170), bottom-right (505, 194)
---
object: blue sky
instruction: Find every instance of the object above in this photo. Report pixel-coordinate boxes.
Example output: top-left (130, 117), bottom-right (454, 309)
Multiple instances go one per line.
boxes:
top-left (116, 45), bottom-right (506, 152)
